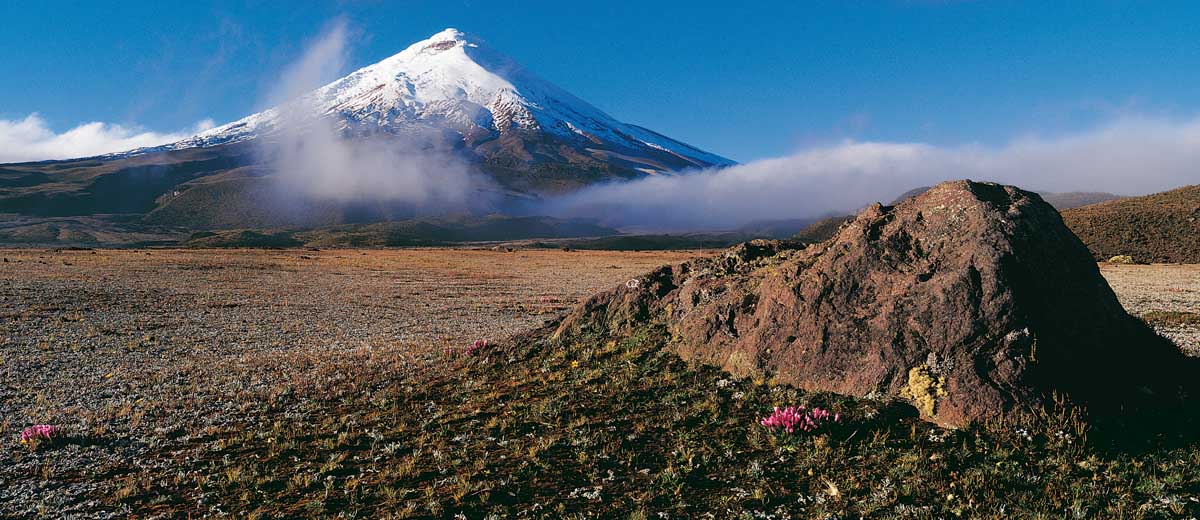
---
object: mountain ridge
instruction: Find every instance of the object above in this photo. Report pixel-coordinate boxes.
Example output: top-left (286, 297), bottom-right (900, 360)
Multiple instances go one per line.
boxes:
top-left (0, 29), bottom-right (735, 233)
top-left (107, 28), bottom-right (733, 174)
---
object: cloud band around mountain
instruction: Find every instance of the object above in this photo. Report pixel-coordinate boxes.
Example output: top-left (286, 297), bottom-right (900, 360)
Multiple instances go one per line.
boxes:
top-left (544, 116), bottom-right (1200, 230)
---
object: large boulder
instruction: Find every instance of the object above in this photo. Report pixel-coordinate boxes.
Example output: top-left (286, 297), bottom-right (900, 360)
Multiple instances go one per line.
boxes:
top-left (554, 180), bottom-right (1188, 427)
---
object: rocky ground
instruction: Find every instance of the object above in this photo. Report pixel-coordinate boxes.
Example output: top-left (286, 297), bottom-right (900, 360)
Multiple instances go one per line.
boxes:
top-left (0, 248), bottom-right (1196, 518)
top-left (0, 248), bottom-right (702, 518)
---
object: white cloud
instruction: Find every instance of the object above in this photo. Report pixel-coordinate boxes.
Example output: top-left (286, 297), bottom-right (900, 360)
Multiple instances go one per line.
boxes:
top-left (0, 113), bottom-right (212, 163)
top-left (269, 19), bottom-right (349, 105)
top-left (544, 116), bottom-right (1200, 230)
top-left (262, 19), bottom-right (497, 210)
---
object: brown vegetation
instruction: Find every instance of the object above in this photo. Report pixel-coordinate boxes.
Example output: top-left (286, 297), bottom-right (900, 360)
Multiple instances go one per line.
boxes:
top-left (1061, 184), bottom-right (1200, 263)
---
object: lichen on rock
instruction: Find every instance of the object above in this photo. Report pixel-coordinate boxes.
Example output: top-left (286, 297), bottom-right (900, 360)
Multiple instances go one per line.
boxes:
top-left (902, 365), bottom-right (946, 418)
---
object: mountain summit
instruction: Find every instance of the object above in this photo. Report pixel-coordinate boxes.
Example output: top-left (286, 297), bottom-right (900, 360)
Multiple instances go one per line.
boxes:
top-left (0, 29), bottom-right (734, 232)
top-left (160, 28), bottom-right (733, 182)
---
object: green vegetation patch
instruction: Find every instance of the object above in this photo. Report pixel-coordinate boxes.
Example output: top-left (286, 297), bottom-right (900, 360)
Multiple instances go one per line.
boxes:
top-left (1143, 310), bottom-right (1200, 328)
top-left (95, 325), bottom-right (1200, 518)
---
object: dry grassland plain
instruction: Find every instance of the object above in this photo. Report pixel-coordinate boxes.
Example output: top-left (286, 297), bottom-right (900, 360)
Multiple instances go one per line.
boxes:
top-left (0, 249), bottom-right (1196, 516)
top-left (0, 248), bottom-right (704, 514)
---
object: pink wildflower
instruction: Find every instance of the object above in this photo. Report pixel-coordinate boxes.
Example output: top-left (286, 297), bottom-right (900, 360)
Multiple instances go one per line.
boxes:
top-left (465, 339), bottom-right (490, 357)
top-left (444, 339), bottom-right (492, 358)
top-left (19, 424), bottom-right (63, 445)
top-left (760, 406), bottom-right (843, 434)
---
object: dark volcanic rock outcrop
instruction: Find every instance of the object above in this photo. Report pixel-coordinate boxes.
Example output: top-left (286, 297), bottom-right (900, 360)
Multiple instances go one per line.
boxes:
top-left (554, 180), bottom-right (1188, 427)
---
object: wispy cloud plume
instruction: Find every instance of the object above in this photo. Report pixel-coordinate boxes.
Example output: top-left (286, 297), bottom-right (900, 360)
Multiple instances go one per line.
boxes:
top-left (269, 19), bottom-right (350, 106)
top-left (544, 116), bottom-right (1200, 230)
top-left (262, 19), bottom-right (495, 211)
top-left (0, 114), bottom-right (213, 163)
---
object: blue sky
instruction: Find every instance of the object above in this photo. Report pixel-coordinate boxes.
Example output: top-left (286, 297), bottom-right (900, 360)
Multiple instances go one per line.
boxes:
top-left (3, 1), bottom-right (1200, 162)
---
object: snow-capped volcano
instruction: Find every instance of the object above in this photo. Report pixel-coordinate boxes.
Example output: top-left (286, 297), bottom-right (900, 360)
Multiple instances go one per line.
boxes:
top-left (0, 28), bottom-right (737, 230)
top-left (160, 28), bottom-right (733, 175)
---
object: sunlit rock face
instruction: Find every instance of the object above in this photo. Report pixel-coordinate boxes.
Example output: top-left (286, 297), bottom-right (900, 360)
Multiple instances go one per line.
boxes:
top-left (556, 180), bottom-right (1191, 427)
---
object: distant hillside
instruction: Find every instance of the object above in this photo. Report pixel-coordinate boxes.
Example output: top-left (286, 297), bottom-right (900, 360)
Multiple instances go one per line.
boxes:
top-left (791, 216), bottom-right (853, 243)
top-left (182, 216), bottom-right (617, 248)
top-left (0, 215), bottom-right (181, 247)
top-left (0, 145), bottom-right (258, 219)
top-left (548, 233), bottom-right (748, 251)
top-left (1061, 185), bottom-right (1200, 263)
top-left (889, 186), bottom-right (933, 205)
top-left (0, 213), bottom-right (617, 249)
top-left (733, 218), bottom-right (821, 239)
top-left (1042, 191), bottom-right (1125, 210)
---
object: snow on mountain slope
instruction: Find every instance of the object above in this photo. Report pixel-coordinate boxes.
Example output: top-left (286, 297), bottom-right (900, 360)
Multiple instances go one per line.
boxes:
top-left (152, 28), bottom-right (734, 172)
